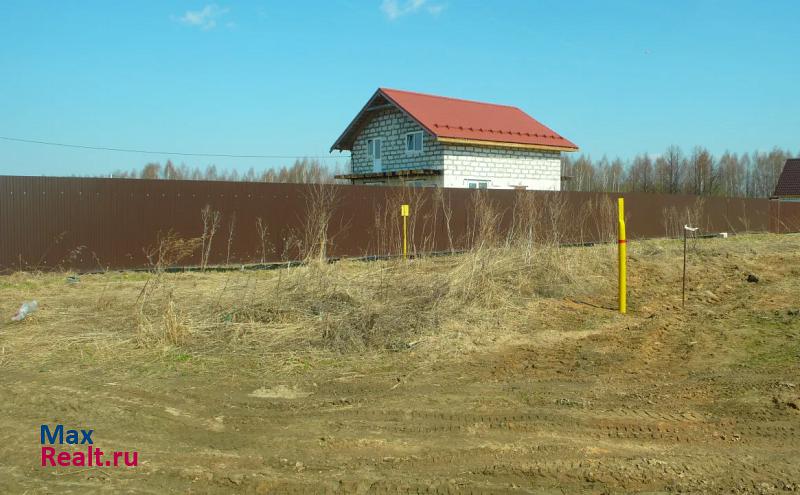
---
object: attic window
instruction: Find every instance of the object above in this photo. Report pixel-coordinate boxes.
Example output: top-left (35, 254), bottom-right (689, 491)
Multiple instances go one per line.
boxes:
top-left (405, 131), bottom-right (423, 154)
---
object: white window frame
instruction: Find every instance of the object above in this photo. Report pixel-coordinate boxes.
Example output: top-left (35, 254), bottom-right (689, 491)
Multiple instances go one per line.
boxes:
top-left (404, 131), bottom-right (424, 155)
top-left (466, 179), bottom-right (490, 189)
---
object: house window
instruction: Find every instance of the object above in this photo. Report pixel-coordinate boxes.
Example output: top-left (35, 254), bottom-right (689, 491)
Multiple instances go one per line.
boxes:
top-left (405, 131), bottom-right (423, 154)
top-left (467, 180), bottom-right (489, 189)
top-left (367, 138), bottom-right (382, 159)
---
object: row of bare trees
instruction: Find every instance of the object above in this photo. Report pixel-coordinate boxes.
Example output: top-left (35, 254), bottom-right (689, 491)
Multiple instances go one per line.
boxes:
top-left (562, 146), bottom-right (796, 198)
top-left (111, 145), bottom-right (796, 198)
top-left (111, 158), bottom-right (345, 184)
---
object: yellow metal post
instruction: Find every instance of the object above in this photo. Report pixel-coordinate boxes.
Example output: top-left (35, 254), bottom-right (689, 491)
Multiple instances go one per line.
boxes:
top-left (618, 197), bottom-right (627, 314)
top-left (401, 204), bottom-right (409, 259)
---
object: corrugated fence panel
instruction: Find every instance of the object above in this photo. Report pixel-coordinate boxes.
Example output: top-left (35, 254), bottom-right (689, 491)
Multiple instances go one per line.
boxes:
top-left (770, 201), bottom-right (800, 233)
top-left (0, 175), bottom-right (792, 272)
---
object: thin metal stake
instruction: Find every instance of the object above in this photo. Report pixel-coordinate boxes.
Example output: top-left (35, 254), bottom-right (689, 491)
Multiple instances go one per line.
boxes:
top-left (682, 228), bottom-right (687, 308)
top-left (682, 225), bottom-right (698, 308)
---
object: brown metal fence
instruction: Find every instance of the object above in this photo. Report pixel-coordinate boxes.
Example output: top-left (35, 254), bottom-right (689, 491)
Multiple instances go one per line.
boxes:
top-left (769, 200), bottom-right (800, 233)
top-left (0, 175), bottom-right (793, 272)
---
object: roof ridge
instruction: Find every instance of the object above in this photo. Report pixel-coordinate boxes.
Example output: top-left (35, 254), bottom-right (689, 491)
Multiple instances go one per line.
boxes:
top-left (379, 87), bottom-right (521, 110)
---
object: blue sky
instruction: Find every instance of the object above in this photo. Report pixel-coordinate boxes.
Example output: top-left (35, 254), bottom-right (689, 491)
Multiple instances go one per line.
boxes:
top-left (1, 0), bottom-right (798, 177)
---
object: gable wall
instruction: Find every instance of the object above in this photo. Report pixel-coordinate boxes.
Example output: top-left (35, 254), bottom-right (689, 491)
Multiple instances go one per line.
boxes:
top-left (351, 107), bottom-right (444, 174)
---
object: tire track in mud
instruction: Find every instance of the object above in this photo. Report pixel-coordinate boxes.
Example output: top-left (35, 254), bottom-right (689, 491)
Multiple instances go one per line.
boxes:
top-left (187, 453), bottom-right (800, 495)
top-left (209, 402), bottom-right (800, 492)
top-left (223, 404), bottom-right (797, 445)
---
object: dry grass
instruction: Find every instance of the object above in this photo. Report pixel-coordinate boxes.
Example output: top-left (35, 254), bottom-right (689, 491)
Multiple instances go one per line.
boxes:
top-left (2, 233), bottom-right (616, 365)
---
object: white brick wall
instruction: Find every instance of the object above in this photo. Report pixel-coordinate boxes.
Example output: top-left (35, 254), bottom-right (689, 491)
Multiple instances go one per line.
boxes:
top-left (442, 145), bottom-right (562, 190)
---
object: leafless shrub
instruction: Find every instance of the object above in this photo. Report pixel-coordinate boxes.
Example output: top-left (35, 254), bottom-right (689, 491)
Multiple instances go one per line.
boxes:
top-left (200, 205), bottom-right (221, 270)
top-left (434, 187), bottom-right (455, 253)
top-left (373, 204), bottom-right (388, 256)
top-left (33, 231), bottom-right (68, 271)
top-left (380, 186), bottom-right (433, 257)
top-left (56, 245), bottom-right (87, 272)
top-left (281, 230), bottom-right (301, 262)
top-left (143, 230), bottom-right (200, 274)
top-left (138, 231), bottom-right (200, 308)
top-left (688, 197), bottom-right (706, 231)
top-left (738, 201), bottom-right (751, 233)
top-left (663, 198), bottom-right (707, 238)
top-left (584, 195), bottom-right (617, 244)
top-left (507, 191), bottom-right (572, 248)
top-left (225, 212), bottom-right (236, 265)
top-left (541, 192), bottom-right (568, 245)
top-left (367, 191), bottom-right (397, 258)
top-left (466, 190), bottom-right (503, 251)
top-left (136, 232), bottom-right (201, 347)
top-left (300, 183), bottom-right (338, 262)
top-left (255, 217), bottom-right (274, 263)
top-left (662, 206), bottom-right (682, 238)
top-left (405, 187), bottom-right (433, 256)
top-left (508, 191), bottom-right (543, 258)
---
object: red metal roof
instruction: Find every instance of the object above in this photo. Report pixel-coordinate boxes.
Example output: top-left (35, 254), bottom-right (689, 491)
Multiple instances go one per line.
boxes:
top-left (380, 88), bottom-right (578, 150)
top-left (331, 88), bottom-right (578, 152)
top-left (774, 159), bottom-right (800, 196)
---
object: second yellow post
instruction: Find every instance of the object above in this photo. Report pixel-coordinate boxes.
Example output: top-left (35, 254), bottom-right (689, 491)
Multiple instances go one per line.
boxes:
top-left (618, 197), bottom-right (627, 314)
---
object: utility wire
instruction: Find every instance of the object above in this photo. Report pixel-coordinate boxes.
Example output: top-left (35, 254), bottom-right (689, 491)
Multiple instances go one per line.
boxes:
top-left (0, 135), bottom-right (349, 159)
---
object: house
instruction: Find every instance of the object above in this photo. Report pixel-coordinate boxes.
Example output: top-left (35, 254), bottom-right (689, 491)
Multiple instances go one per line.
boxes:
top-left (773, 159), bottom-right (800, 201)
top-left (331, 88), bottom-right (578, 190)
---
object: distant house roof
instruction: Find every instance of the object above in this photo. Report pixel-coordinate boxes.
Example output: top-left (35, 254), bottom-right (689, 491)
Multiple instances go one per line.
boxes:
top-left (774, 159), bottom-right (800, 197)
top-left (331, 88), bottom-right (578, 152)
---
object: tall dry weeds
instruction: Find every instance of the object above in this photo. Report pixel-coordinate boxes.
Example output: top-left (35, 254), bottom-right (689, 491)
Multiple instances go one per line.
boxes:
top-left (200, 205), bottom-right (221, 270)
top-left (662, 198), bottom-right (707, 238)
top-left (434, 187), bottom-right (456, 253)
top-left (255, 217), bottom-right (273, 263)
top-left (225, 212), bottom-right (236, 265)
top-left (300, 183), bottom-right (338, 263)
top-left (369, 186), bottom-right (435, 258)
top-left (136, 231), bottom-right (200, 347)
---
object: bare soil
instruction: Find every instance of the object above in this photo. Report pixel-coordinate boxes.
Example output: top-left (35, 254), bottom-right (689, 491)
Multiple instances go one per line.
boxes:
top-left (1, 235), bottom-right (798, 494)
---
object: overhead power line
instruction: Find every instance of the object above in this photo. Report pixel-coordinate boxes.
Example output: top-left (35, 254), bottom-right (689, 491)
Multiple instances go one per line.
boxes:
top-left (0, 135), bottom-right (349, 159)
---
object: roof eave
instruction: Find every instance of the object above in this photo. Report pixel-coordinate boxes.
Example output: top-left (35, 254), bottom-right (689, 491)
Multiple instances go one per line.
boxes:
top-left (335, 168), bottom-right (443, 180)
top-left (436, 136), bottom-right (578, 153)
top-left (329, 88), bottom-right (386, 152)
